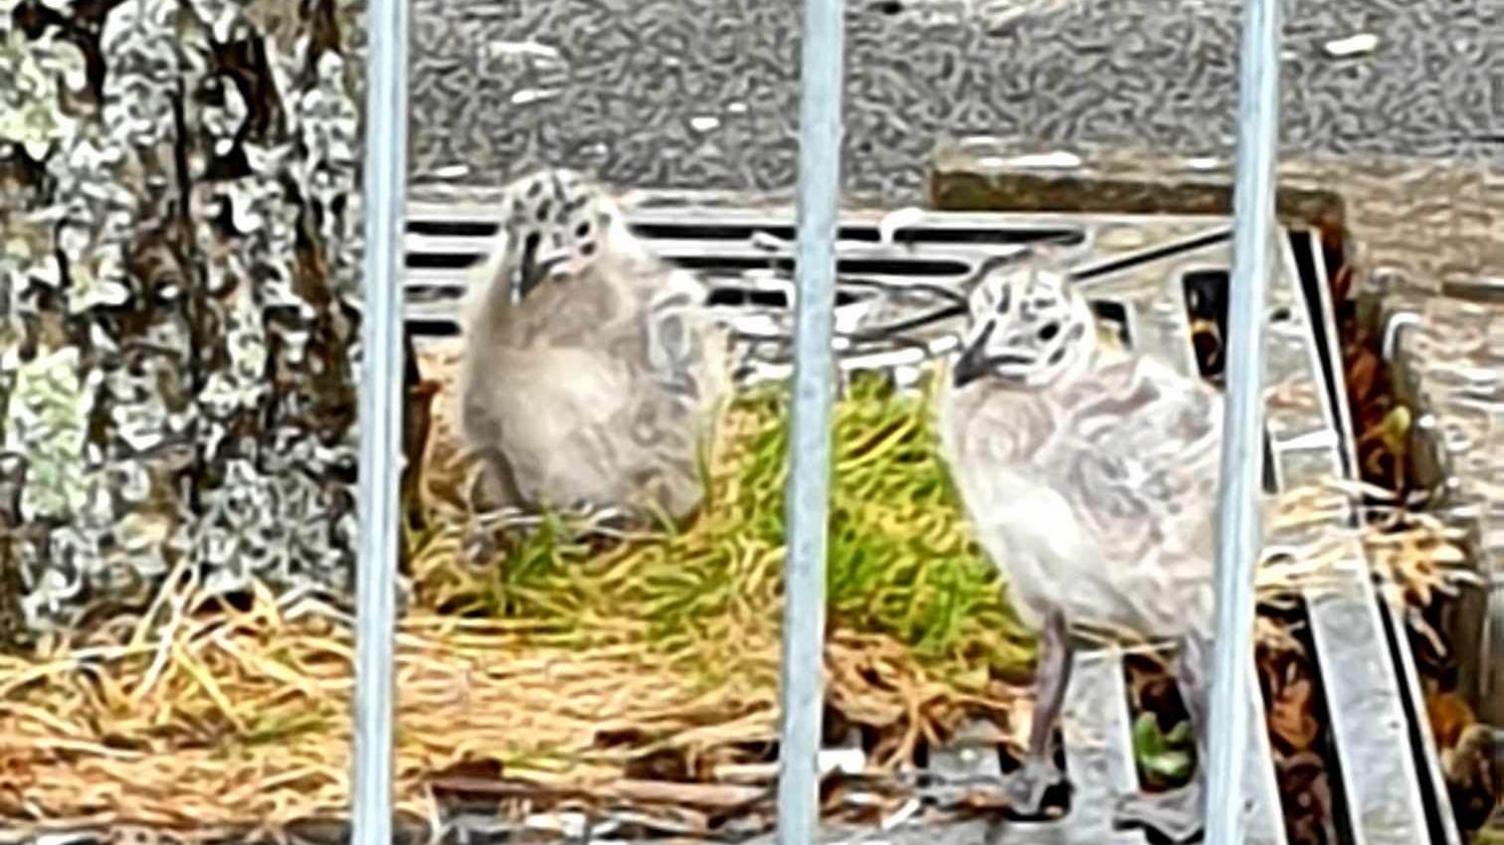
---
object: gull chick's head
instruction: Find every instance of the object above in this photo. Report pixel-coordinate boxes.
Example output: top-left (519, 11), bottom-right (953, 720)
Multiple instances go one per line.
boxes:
top-left (953, 257), bottom-right (1096, 390)
top-left (473, 168), bottom-right (631, 304)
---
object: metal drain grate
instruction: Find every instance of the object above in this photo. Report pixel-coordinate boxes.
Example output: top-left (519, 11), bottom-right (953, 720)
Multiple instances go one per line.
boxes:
top-left (1380, 291), bottom-right (1504, 843)
top-left (403, 194), bottom-right (1438, 843)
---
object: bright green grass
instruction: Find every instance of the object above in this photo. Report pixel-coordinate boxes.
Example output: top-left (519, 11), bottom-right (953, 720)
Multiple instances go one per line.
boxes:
top-left (414, 370), bottom-right (1037, 686)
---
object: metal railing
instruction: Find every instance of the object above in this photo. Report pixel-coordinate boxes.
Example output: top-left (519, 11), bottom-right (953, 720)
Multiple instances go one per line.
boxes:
top-left (351, 0), bottom-right (1286, 842)
top-left (352, 0), bottom-right (407, 835)
top-left (1206, 0), bottom-right (1285, 841)
top-left (775, 0), bottom-right (846, 842)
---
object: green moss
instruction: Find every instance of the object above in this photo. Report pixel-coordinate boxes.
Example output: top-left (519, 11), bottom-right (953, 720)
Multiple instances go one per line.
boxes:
top-left (824, 375), bottom-right (1033, 675)
top-left (415, 370), bottom-right (1037, 686)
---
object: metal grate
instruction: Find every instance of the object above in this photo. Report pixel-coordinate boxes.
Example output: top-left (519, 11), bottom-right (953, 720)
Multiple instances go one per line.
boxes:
top-left (403, 197), bottom-right (1441, 842)
top-left (1380, 291), bottom-right (1504, 843)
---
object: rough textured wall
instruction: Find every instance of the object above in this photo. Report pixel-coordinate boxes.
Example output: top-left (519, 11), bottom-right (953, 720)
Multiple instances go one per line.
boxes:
top-left (0, 0), bottom-right (365, 638)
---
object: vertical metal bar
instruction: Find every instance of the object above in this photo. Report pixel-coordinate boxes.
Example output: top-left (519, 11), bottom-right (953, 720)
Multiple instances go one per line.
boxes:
top-left (1205, 0), bottom-right (1283, 841)
top-left (776, 0), bottom-right (845, 842)
top-left (352, 0), bottom-right (408, 834)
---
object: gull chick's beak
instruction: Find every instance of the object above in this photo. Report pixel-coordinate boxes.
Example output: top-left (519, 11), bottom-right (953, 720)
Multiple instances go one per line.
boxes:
top-left (517, 245), bottom-right (573, 301)
top-left (952, 322), bottom-right (994, 389)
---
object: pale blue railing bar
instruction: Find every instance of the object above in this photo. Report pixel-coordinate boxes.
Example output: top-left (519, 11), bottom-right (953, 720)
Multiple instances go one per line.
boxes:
top-left (1206, 0), bottom-right (1285, 840)
top-left (351, 0), bottom-right (409, 832)
top-left (775, 0), bottom-right (847, 842)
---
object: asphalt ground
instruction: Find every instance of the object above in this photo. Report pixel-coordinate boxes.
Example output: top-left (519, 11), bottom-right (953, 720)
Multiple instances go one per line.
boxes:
top-left (408, 0), bottom-right (1502, 201)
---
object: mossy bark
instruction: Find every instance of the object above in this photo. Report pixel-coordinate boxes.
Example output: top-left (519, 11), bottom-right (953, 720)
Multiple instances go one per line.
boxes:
top-left (0, 0), bottom-right (365, 639)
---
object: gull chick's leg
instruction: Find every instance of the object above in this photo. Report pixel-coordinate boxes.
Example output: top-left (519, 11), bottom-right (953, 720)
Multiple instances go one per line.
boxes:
top-left (470, 449), bottom-right (523, 515)
top-left (464, 450), bottom-right (524, 564)
top-left (1115, 630), bottom-right (1211, 843)
top-left (1004, 609), bottom-right (1073, 814)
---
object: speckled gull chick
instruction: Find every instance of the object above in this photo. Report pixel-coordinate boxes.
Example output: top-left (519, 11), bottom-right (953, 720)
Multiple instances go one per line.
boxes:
top-left (936, 254), bottom-right (1222, 838)
top-left (457, 168), bottom-right (733, 524)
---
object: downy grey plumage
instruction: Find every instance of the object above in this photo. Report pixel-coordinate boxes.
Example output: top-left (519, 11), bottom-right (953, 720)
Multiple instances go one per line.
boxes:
top-left (457, 169), bottom-right (733, 525)
top-left (937, 254), bottom-right (1223, 838)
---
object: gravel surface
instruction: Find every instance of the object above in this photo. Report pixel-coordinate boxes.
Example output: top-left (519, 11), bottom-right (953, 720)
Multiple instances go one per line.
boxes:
top-left (408, 0), bottom-right (1502, 201)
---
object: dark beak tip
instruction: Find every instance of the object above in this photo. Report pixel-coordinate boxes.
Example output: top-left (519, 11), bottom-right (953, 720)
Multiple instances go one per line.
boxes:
top-left (952, 321), bottom-right (994, 388)
top-left (952, 350), bottom-right (984, 388)
top-left (517, 253), bottom-right (571, 300)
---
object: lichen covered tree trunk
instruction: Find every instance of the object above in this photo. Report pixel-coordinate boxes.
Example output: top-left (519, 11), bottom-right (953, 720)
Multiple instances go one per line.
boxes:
top-left (1, 0), bottom-right (365, 639)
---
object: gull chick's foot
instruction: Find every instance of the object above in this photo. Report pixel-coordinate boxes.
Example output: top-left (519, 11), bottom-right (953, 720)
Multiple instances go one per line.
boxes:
top-left (1002, 756), bottom-right (1067, 816)
top-left (1115, 778), bottom-right (1205, 844)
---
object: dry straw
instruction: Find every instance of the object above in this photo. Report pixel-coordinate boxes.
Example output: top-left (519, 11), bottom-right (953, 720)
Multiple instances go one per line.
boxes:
top-left (0, 354), bottom-right (1035, 841)
top-left (0, 349), bottom-right (1472, 841)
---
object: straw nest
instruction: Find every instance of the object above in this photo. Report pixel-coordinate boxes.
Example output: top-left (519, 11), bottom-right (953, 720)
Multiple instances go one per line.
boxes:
top-left (0, 346), bottom-right (1039, 841)
top-left (0, 343), bottom-right (1478, 842)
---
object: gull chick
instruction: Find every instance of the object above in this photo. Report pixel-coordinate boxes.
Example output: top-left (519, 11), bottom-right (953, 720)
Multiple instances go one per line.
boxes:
top-left (936, 255), bottom-right (1223, 838)
top-left (457, 169), bottom-right (733, 525)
